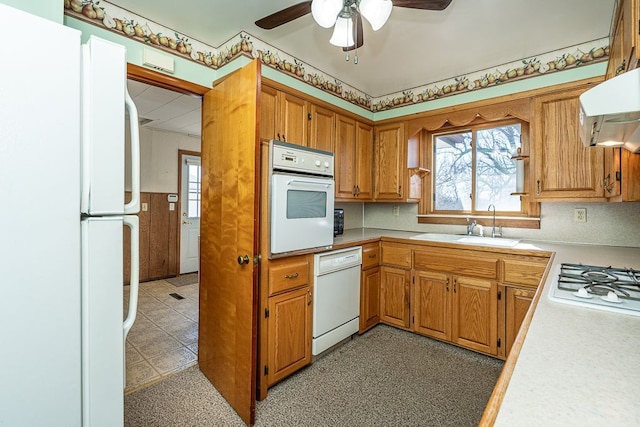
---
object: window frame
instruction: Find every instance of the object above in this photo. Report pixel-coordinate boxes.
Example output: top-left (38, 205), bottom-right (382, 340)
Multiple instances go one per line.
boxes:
top-left (419, 118), bottom-right (540, 229)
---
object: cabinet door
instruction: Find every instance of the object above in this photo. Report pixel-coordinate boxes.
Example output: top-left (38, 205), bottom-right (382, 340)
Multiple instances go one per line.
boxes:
top-left (355, 121), bottom-right (374, 200)
top-left (380, 266), bottom-right (411, 329)
top-left (375, 122), bottom-right (405, 200)
top-left (452, 276), bottom-right (498, 355)
top-left (278, 92), bottom-right (308, 145)
top-left (267, 287), bottom-right (312, 386)
top-left (308, 104), bottom-right (335, 154)
top-left (505, 286), bottom-right (535, 356)
top-left (532, 88), bottom-right (605, 200)
top-left (413, 270), bottom-right (451, 341)
top-left (260, 85), bottom-right (278, 141)
top-left (335, 114), bottom-right (357, 199)
top-left (359, 266), bottom-right (380, 333)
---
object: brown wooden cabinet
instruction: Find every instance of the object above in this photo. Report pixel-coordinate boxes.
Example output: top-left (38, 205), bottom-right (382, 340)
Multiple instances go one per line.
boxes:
top-left (374, 122), bottom-right (406, 201)
top-left (498, 254), bottom-right (549, 358)
top-left (531, 87), bottom-right (606, 200)
top-left (308, 103), bottom-right (335, 153)
top-left (265, 255), bottom-right (312, 387)
top-left (504, 286), bottom-right (536, 356)
top-left (278, 91), bottom-right (308, 145)
top-left (413, 270), bottom-right (450, 341)
top-left (260, 85), bottom-right (278, 142)
top-left (379, 242), bottom-right (412, 329)
top-left (380, 266), bottom-right (411, 329)
top-left (360, 243), bottom-right (381, 333)
top-left (451, 275), bottom-right (498, 355)
top-left (335, 114), bottom-right (373, 200)
top-left (412, 247), bottom-right (500, 356)
top-left (606, 0), bottom-right (638, 78)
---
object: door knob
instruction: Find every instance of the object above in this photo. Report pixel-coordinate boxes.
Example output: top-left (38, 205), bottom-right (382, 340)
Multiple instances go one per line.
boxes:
top-left (237, 255), bottom-right (250, 265)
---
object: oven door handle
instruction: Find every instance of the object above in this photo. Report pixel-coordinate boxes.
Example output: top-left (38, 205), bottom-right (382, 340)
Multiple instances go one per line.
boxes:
top-left (287, 179), bottom-right (332, 188)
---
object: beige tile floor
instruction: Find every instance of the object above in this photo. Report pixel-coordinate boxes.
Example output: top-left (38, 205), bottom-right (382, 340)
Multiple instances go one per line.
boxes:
top-left (123, 278), bottom-right (199, 394)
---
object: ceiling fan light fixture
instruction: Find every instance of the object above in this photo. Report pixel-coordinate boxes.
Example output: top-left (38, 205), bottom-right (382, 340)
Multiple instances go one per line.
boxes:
top-left (329, 15), bottom-right (355, 47)
top-left (311, 0), bottom-right (343, 28)
top-left (359, 0), bottom-right (392, 31)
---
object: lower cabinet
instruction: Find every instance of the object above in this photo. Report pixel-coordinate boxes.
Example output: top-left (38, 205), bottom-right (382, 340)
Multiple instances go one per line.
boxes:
top-left (413, 270), bottom-right (450, 341)
top-left (451, 276), bottom-right (498, 355)
top-left (264, 254), bottom-right (312, 388)
top-left (413, 270), bottom-right (498, 355)
top-left (504, 286), bottom-right (536, 356)
top-left (267, 286), bottom-right (312, 386)
top-left (379, 242), bottom-right (549, 359)
top-left (380, 266), bottom-right (411, 329)
top-left (360, 242), bottom-right (381, 333)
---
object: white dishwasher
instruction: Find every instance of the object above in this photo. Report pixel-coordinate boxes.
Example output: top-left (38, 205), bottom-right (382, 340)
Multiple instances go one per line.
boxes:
top-left (313, 246), bottom-right (362, 356)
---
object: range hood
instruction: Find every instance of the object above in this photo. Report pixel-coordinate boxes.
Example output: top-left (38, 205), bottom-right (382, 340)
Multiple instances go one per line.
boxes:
top-left (579, 67), bottom-right (640, 153)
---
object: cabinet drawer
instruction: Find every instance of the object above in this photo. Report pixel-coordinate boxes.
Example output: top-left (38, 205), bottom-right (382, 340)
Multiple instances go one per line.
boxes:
top-left (503, 258), bottom-right (549, 287)
top-left (269, 256), bottom-right (310, 295)
top-left (361, 243), bottom-right (380, 270)
top-left (381, 243), bottom-right (411, 268)
top-left (413, 249), bottom-right (498, 280)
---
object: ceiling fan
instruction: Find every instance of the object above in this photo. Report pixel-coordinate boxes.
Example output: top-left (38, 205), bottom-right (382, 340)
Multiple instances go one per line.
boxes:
top-left (255, 0), bottom-right (453, 56)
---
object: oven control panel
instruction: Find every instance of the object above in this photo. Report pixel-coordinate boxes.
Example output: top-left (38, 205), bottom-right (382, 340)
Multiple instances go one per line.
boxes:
top-left (271, 140), bottom-right (333, 177)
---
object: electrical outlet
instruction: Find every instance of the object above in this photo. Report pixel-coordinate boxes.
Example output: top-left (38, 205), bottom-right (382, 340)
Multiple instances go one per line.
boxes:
top-left (392, 205), bottom-right (400, 216)
top-left (142, 202), bottom-right (148, 212)
top-left (574, 208), bottom-right (587, 223)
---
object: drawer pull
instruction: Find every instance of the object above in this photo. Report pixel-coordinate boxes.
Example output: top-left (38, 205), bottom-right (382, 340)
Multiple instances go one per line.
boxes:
top-left (284, 272), bottom-right (299, 279)
top-left (368, 254), bottom-right (377, 258)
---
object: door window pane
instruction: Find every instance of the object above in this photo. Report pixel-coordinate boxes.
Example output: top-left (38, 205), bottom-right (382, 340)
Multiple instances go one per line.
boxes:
top-left (187, 163), bottom-right (201, 218)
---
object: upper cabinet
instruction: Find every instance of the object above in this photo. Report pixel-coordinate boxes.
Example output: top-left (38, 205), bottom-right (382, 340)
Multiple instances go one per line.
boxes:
top-left (606, 0), bottom-right (639, 78)
top-left (531, 86), bottom-right (606, 200)
top-left (374, 122), bottom-right (406, 201)
top-left (308, 103), bottom-right (335, 154)
top-left (335, 114), bottom-right (373, 201)
top-left (260, 85), bottom-right (334, 150)
top-left (278, 91), bottom-right (308, 145)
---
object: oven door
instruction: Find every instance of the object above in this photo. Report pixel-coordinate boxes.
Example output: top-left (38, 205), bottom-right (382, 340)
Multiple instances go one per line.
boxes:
top-left (271, 173), bottom-right (335, 255)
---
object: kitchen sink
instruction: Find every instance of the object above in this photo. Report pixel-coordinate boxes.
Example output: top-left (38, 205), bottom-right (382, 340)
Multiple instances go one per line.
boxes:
top-left (410, 233), bottom-right (520, 247)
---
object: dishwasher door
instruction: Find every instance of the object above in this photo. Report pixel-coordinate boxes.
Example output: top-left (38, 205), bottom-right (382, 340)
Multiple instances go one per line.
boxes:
top-left (313, 246), bottom-right (362, 356)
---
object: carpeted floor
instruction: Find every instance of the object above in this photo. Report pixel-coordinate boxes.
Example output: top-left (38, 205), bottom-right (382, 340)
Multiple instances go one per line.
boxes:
top-left (125, 325), bottom-right (503, 426)
top-left (165, 273), bottom-right (199, 287)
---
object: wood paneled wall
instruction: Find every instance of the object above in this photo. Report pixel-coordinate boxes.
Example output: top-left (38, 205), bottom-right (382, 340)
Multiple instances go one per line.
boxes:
top-left (124, 192), bottom-right (178, 284)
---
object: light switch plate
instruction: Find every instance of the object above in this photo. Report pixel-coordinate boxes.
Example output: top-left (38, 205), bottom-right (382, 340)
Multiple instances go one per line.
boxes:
top-left (392, 206), bottom-right (399, 216)
top-left (141, 202), bottom-right (148, 212)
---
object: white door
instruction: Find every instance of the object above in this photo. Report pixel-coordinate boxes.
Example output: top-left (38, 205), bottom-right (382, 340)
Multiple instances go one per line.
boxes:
top-left (180, 154), bottom-right (201, 274)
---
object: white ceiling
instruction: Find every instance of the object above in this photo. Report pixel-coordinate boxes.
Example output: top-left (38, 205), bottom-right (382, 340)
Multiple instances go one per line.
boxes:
top-left (127, 80), bottom-right (202, 136)
top-left (116, 0), bottom-right (616, 136)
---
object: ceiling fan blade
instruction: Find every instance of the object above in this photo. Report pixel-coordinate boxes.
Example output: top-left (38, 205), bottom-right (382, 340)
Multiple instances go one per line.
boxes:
top-left (255, 1), bottom-right (312, 29)
top-left (393, 0), bottom-right (453, 10)
top-left (343, 10), bottom-right (364, 52)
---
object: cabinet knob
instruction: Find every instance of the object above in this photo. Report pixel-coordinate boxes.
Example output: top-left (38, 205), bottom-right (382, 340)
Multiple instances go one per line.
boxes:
top-left (307, 289), bottom-right (312, 305)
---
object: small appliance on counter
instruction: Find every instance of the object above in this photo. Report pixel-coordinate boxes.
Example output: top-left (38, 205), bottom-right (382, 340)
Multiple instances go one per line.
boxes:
top-left (334, 208), bottom-right (344, 236)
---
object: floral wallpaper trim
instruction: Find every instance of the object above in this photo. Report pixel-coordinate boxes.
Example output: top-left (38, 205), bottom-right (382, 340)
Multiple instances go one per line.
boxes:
top-left (64, 1), bottom-right (608, 113)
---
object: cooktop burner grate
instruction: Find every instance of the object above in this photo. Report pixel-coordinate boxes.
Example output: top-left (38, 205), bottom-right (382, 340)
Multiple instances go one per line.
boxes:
top-left (557, 263), bottom-right (640, 302)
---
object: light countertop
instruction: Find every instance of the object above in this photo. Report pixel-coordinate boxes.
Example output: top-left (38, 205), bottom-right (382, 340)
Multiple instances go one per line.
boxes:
top-left (333, 228), bottom-right (640, 426)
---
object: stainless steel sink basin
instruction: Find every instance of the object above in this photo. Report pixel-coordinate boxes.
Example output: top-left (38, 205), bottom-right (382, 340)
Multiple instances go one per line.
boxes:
top-left (410, 233), bottom-right (520, 247)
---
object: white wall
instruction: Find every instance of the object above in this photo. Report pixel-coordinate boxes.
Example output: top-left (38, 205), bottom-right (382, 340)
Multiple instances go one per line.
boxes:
top-left (125, 123), bottom-right (201, 193)
top-left (360, 202), bottom-right (640, 248)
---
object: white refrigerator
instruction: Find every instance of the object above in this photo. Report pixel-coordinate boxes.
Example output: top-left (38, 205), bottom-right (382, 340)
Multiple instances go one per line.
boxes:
top-left (0, 4), bottom-right (140, 427)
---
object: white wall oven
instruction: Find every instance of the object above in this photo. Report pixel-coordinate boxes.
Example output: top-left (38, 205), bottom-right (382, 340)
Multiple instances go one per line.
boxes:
top-left (269, 140), bottom-right (334, 257)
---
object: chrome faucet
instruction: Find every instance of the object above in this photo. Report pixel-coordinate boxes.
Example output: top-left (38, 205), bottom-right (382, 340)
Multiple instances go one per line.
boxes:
top-left (466, 218), bottom-right (477, 235)
top-left (487, 204), bottom-right (502, 238)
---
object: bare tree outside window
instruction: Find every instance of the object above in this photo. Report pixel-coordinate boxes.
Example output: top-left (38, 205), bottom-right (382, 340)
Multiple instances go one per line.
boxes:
top-left (434, 123), bottom-right (521, 213)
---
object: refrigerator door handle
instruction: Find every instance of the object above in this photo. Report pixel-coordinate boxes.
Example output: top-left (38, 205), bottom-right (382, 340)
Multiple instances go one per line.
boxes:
top-left (123, 215), bottom-right (139, 340)
top-left (124, 89), bottom-right (141, 215)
